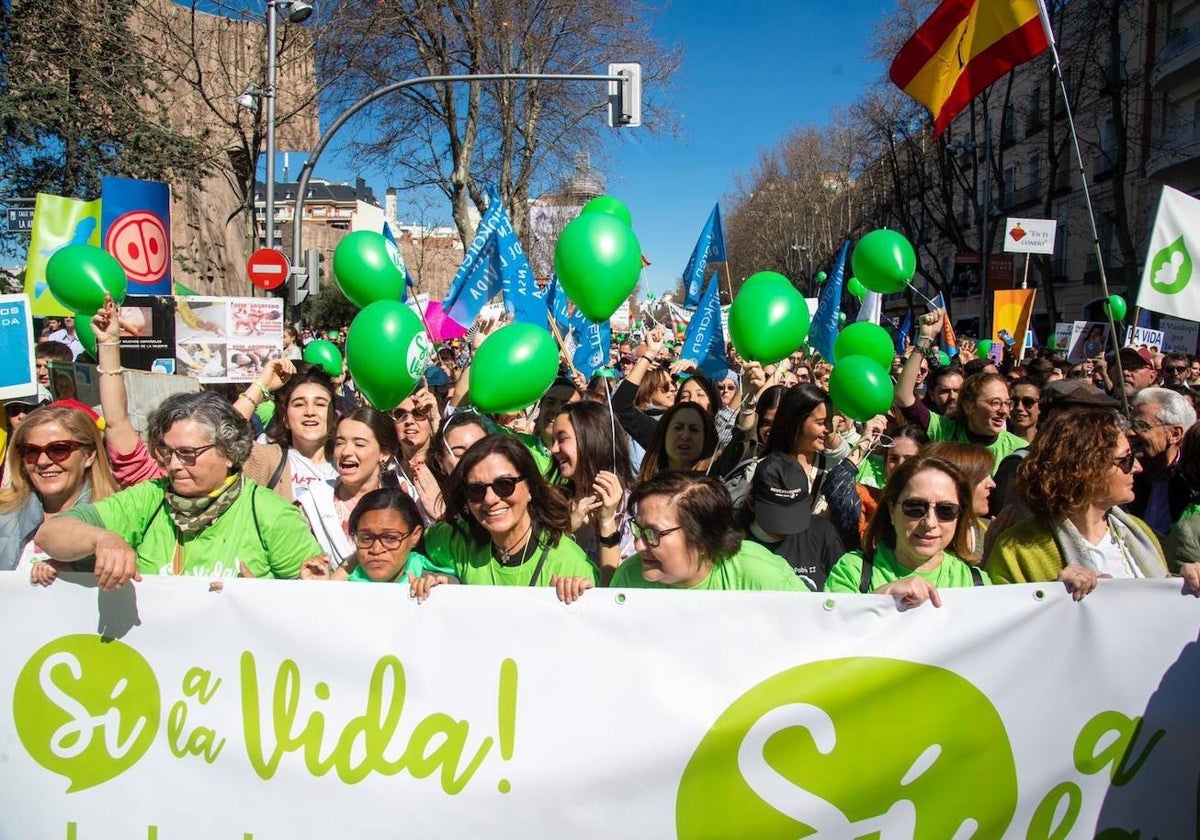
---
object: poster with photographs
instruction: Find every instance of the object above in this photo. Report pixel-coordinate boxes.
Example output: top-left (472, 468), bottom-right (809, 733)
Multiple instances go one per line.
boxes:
top-left (1066, 320), bottom-right (1111, 364)
top-left (175, 297), bottom-right (283, 384)
top-left (118, 295), bottom-right (177, 375)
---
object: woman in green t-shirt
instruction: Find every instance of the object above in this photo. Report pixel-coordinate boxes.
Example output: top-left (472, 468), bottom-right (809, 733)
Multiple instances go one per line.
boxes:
top-left (826, 454), bottom-right (991, 607)
top-left (410, 434), bottom-right (596, 601)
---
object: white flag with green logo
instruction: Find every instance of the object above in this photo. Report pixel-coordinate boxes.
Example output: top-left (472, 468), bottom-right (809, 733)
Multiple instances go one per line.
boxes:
top-left (1137, 186), bottom-right (1200, 320)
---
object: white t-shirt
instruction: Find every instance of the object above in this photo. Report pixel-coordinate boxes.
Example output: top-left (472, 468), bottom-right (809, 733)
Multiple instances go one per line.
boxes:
top-left (1076, 529), bottom-right (1143, 579)
top-left (288, 449), bottom-right (337, 497)
top-left (47, 329), bottom-right (85, 359)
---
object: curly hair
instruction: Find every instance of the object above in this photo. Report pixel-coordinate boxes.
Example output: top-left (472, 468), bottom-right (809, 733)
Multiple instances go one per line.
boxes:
top-left (862, 454), bottom-right (975, 560)
top-left (628, 471), bottom-right (742, 564)
top-left (1016, 409), bottom-right (1125, 520)
top-left (949, 372), bottom-right (1009, 425)
top-left (0, 405), bottom-right (118, 514)
top-left (444, 434), bottom-right (572, 548)
top-left (1180, 423), bottom-right (1200, 501)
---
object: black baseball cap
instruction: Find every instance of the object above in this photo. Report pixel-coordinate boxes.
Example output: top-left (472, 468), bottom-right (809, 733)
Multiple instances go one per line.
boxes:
top-left (750, 453), bottom-right (812, 535)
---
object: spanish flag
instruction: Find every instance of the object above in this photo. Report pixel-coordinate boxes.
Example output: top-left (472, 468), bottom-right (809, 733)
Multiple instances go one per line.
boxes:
top-left (890, 0), bottom-right (1050, 137)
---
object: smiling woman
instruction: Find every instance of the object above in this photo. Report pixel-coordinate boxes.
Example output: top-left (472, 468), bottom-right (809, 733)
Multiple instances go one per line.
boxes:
top-left (33, 392), bottom-right (324, 587)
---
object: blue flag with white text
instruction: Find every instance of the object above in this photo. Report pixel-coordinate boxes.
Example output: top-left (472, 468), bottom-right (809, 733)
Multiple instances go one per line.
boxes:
top-left (570, 310), bottom-right (611, 379)
top-left (681, 271), bottom-right (729, 381)
top-left (809, 239), bottom-right (850, 361)
top-left (545, 274), bottom-right (572, 335)
top-left (682, 204), bottom-right (727, 309)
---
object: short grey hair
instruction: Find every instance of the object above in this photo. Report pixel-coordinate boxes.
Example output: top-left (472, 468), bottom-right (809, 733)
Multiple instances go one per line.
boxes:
top-left (146, 391), bottom-right (254, 468)
top-left (1134, 387), bottom-right (1197, 429)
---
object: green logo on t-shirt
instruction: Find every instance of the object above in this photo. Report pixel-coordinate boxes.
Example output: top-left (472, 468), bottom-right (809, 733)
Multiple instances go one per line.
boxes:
top-left (1149, 236), bottom-right (1191, 295)
top-left (13, 635), bottom-right (161, 792)
top-left (676, 658), bottom-right (1017, 838)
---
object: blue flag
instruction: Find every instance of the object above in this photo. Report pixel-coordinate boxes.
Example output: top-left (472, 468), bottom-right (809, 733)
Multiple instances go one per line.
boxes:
top-left (495, 212), bottom-right (545, 330)
top-left (682, 204), bottom-right (726, 309)
top-left (545, 274), bottom-right (572, 335)
top-left (570, 311), bottom-right (611, 379)
top-left (680, 271), bottom-right (729, 381)
top-left (809, 239), bottom-right (850, 361)
top-left (895, 309), bottom-right (912, 355)
top-left (382, 221), bottom-right (410, 302)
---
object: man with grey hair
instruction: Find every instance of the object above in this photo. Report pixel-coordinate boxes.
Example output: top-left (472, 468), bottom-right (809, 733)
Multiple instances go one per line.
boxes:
top-left (1127, 387), bottom-right (1197, 538)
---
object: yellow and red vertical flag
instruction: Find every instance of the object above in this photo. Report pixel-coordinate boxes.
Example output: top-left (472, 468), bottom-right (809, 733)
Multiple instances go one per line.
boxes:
top-left (890, 0), bottom-right (1050, 137)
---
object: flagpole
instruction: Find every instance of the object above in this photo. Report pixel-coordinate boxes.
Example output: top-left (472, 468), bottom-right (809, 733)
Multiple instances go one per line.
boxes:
top-left (1035, 0), bottom-right (1128, 414)
top-left (545, 316), bottom-right (582, 380)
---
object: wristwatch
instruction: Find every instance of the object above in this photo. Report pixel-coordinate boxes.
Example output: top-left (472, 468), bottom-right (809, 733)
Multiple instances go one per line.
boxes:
top-left (596, 529), bottom-right (622, 548)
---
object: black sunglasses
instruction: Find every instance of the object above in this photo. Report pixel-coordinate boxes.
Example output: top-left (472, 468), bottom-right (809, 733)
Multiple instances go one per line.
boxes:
top-left (899, 499), bottom-right (961, 523)
top-left (1015, 396), bottom-right (1039, 408)
top-left (393, 406), bottom-right (431, 422)
top-left (465, 475), bottom-right (526, 504)
top-left (1113, 452), bottom-right (1137, 474)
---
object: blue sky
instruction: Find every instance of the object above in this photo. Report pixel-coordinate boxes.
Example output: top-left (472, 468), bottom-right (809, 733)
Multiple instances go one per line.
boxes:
top-left (314, 0), bottom-right (896, 296)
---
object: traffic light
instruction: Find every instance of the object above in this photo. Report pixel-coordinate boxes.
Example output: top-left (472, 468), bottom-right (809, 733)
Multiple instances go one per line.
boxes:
top-left (289, 249), bottom-right (323, 308)
top-left (608, 62), bottom-right (642, 128)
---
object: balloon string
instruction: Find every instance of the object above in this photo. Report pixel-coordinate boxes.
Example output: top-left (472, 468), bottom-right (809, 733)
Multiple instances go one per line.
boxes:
top-left (606, 377), bottom-right (618, 475)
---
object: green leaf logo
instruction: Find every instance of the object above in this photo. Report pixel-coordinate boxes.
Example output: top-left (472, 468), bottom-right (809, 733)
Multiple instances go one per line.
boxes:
top-left (1149, 236), bottom-right (1192, 295)
top-left (676, 658), bottom-right (1017, 839)
top-left (13, 635), bottom-right (160, 792)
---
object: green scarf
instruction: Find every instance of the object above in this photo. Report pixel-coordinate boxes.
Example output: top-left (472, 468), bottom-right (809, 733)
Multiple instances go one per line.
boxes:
top-left (164, 474), bottom-right (243, 536)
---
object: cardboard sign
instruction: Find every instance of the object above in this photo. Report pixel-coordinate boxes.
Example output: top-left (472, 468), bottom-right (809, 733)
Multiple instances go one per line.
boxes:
top-left (1002, 217), bottom-right (1058, 254)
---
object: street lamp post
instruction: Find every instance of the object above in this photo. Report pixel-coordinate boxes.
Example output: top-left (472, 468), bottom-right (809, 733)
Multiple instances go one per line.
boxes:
top-left (262, 0), bottom-right (313, 250)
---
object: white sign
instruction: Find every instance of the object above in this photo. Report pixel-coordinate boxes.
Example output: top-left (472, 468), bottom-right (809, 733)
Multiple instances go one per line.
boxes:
top-left (1067, 320), bottom-right (1110, 363)
top-left (1125, 326), bottom-right (1166, 352)
top-left (2, 576), bottom-right (1199, 838)
top-left (1161, 316), bottom-right (1200, 355)
top-left (1002, 217), bottom-right (1058, 254)
top-left (1054, 322), bottom-right (1074, 352)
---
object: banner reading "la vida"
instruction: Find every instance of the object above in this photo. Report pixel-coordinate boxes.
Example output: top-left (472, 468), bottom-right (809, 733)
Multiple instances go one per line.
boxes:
top-left (1, 575), bottom-right (1198, 839)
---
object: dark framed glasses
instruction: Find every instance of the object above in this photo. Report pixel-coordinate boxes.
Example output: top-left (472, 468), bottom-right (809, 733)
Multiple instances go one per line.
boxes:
top-left (1113, 452), bottom-right (1137, 474)
top-left (153, 443), bottom-right (217, 466)
top-left (899, 499), bottom-right (961, 523)
top-left (19, 440), bottom-right (91, 466)
top-left (393, 406), bottom-right (431, 422)
top-left (465, 475), bottom-right (526, 504)
top-left (631, 522), bottom-right (682, 547)
top-left (353, 530), bottom-right (413, 550)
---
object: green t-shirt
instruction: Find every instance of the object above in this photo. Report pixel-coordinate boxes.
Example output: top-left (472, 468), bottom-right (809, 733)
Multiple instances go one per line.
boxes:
top-left (423, 521), bottom-right (597, 586)
top-left (926, 413), bottom-right (1027, 475)
top-left (610, 540), bottom-right (809, 591)
top-left (347, 550), bottom-right (451, 582)
top-left (824, 543), bottom-right (990, 593)
top-left (63, 478), bottom-right (320, 579)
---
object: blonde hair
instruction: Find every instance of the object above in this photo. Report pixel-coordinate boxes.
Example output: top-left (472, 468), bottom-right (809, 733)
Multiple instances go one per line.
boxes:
top-left (0, 405), bottom-right (119, 514)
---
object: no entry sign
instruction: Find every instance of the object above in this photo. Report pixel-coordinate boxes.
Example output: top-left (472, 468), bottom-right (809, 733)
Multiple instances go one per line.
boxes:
top-left (247, 248), bottom-right (290, 291)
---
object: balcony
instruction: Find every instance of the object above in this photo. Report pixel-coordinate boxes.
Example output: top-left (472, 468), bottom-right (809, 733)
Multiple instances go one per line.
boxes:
top-left (1147, 125), bottom-right (1200, 178)
top-left (1002, 183), bottom-right (1042, 211)
top-left (1154, 24), bottom-right (1200, 89)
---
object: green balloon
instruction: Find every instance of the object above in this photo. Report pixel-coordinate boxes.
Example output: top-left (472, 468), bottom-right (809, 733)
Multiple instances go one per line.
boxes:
top-left (847, 277), bottom-right (867, 300)
top-left (303, 339), bottom-right (344, 378)
top-left (834, 322), bottom-right (895, 369)
top-left (469, 323), bottom-right (559, 414)
top-left (815, 271), bottom-right (827, 284)
top-left (333, 231), bottom-right (406, 309)
top-left (580, 195), bottom-right (633, 228)
top-left (976, 339), bottom-right (994, 359)
top-left (75, 316), bottom-right (98, 357)
top-left (828, 355), bottom-right (894, 421)
top-left (838, 312), bottom-right (847, 327)
top-left (554, 213), bottom-right (642, 322)
top-left (345, 301), bottom-right (430, 410)
top-left (937, 350), bottom-right (951, 366)
top-left (1105, 294), bottom-right (1128, 321)
top-left (852, 229), bottom-right (917, 294)
top-left (45, 245), bottom-right (128, 315)
top-left (728, 271), bottom-right (810, 365)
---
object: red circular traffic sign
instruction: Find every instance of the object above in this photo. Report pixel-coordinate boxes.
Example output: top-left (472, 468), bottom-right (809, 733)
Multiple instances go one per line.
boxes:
top-left (247, 248), bottom-right (290, 291)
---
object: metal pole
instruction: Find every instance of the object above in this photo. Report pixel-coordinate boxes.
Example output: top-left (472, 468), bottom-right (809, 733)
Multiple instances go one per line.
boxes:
top-left (264, 0), bottom-right (277, 251)
top-left (979, 108), bottom-right (991, 339)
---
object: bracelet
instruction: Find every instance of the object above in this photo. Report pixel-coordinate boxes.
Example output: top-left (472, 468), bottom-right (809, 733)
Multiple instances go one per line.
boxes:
top-left (253, 379), bottom-right (272, 399)
top-left (98, 340), bottom-right (121, 347)
top-left (916, 337), bottom-right (934, 349)
top-left (240, 390), bottom-right (263, 405)
top-left (596, 530), bottom-right (622, 548)
top-left (96, 365), bottom-right (126, 376)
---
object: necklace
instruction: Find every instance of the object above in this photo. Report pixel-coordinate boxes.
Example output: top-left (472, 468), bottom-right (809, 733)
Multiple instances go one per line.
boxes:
top-left (491, 520), bottom-right (535, 566)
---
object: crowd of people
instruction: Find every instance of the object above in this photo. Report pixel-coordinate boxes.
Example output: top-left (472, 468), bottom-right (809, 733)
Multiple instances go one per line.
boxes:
top-left (8, 300), bottom-right (1200, 610)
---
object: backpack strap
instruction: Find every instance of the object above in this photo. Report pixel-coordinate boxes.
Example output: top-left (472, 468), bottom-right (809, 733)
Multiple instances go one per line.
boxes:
top-left (267, 446), bottom-right (289, 491)
top-left (527, 539), bottom-right (552, 587)
top-left (858, 551), bottom-right (875, 594)
top-left (969, 564), bottom-right (984, 587)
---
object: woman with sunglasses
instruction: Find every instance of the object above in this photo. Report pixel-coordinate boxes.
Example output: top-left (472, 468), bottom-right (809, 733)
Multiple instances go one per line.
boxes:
top-left (924, 442), bottom-right (995, 560)
top-left (825, 454), bottom-right (990, 606)
top-left (548, 401), bottom-right (635, 581)
top-left (1009, 380), bottom-right (1041, 443)
top-left (295, 408), bottom-right (399, 569)
top-left (411, 434), bottom-right (596, 600)
top-left (300, 488), bottom-right (454, 583)
top-left (898, 311), bottom-right (1028, 475)
top-left (389, 389), bottom-right (442, 522)
top-left (986, 410), bottom-right (1168, 596)
top-left (608, 471), bottom-right (806, 591)
top-left (1, 404), bottom-right (119, 574)
top-left (35, 391), bottom-right (322, 586)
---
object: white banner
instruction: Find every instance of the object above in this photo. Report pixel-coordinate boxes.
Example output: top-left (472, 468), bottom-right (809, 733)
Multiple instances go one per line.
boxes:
top-left (2, 575), bottom-right (1199, 838)
top-left (1137, 186), bottom-right (1200, 319)
top-left (1002, 217), bottom-right (1058, 254)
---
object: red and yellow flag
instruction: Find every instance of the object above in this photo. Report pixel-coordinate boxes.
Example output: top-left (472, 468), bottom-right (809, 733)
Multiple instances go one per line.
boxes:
top-left (890, 0), bottom-right (1050, 137)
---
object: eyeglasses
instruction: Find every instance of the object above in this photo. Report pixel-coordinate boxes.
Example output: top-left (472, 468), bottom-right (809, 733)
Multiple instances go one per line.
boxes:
top-left (393, 406), bottom-right (431, 422)
top-left (979, 398), bottom-right (1015, 412)
top-left (631, 522), bottom-right (682, 547)
top-left (1015, 396), bottom-right (1039, 408)
top-left (19, 440), bottom-right (91, 466)
top-left (1113, 452), bottom-right (1137, 474)
top-left (899, 499), bottom-right (961, 523)
top-left (717, 384), bottom-right (737, 392)
top-left (352, 530), bottom-right (413, 550)
top-left (153, 444), bottom-right (217, 466)
top-left (465, 475), bottom-right (526, 504)
top-left (1129, 419), bottom-right (1169, 433)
